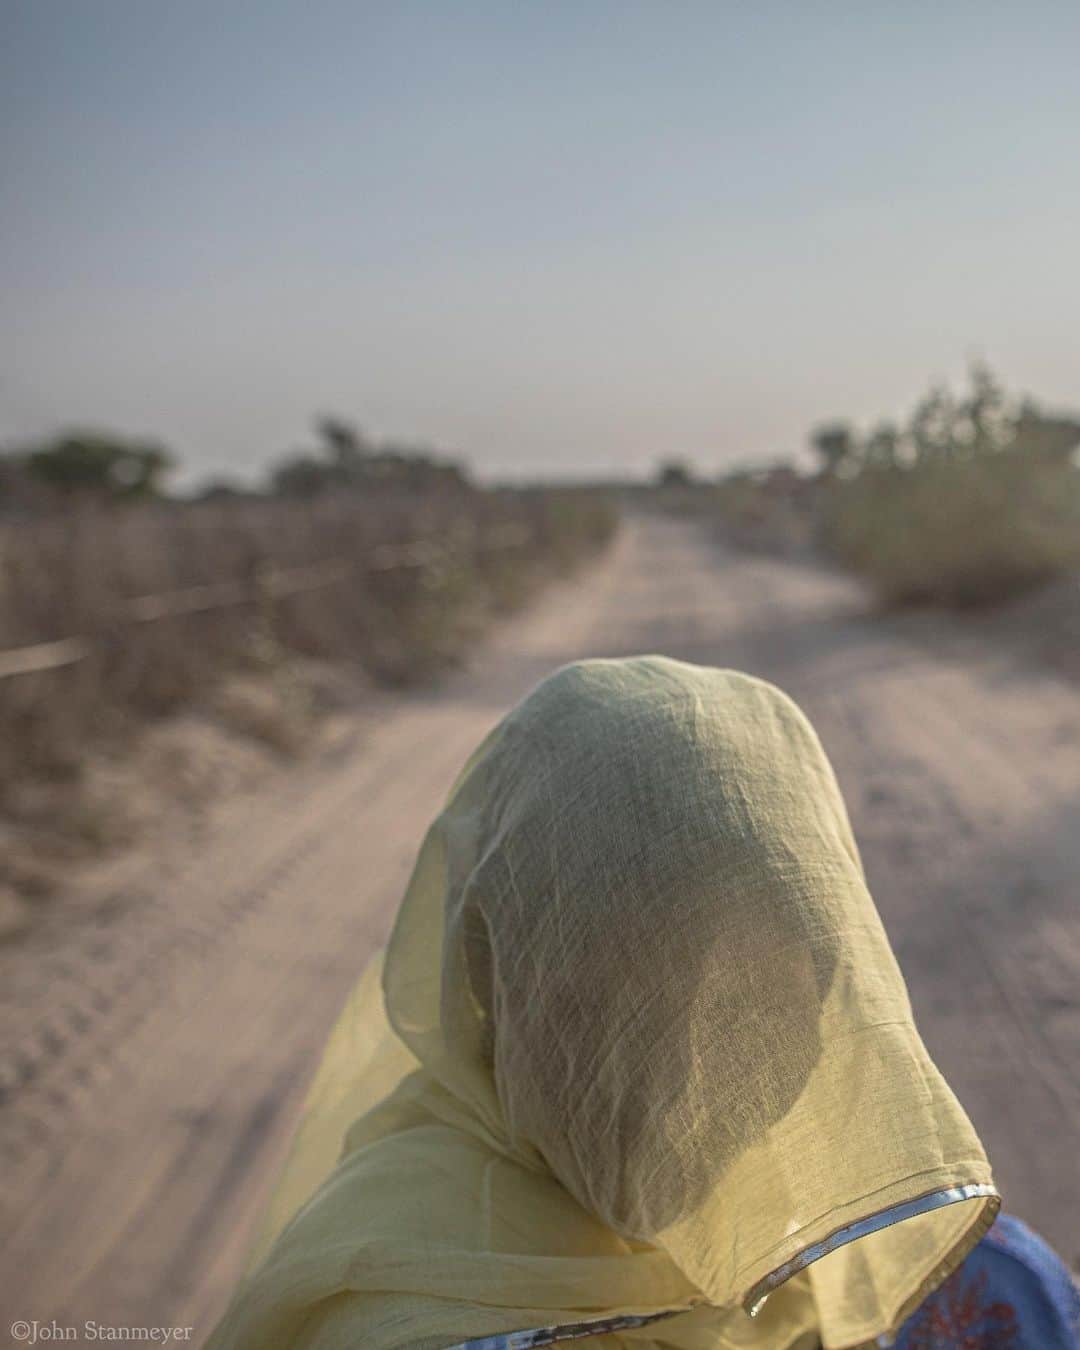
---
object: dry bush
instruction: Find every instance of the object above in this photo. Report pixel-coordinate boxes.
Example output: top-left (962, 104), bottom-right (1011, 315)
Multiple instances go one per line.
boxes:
top-left (712, 468), bottom-right (820, 557)
top-left (815, 368), bottom-right (1080, 608)
top-left (0, 487), bottom-right (618, 792)
top-left (820, 449), bottom-right (1080, 608)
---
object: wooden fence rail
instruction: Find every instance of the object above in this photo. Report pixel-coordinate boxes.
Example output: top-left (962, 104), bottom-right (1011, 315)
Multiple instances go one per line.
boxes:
top-left (0, 523), bottom-right (533, 682)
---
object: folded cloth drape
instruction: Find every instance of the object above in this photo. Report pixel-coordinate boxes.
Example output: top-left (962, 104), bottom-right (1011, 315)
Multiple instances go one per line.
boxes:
top-left (205, 656), bottom-right (998, 1350)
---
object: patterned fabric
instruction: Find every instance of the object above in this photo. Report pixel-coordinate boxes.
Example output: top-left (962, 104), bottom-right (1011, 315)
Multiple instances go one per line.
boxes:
top-left (894, 1214), bottom-right (1080, 1349)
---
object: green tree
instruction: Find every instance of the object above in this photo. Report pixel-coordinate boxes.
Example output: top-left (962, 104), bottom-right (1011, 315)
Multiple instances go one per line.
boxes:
top-left (270, 415), bottom-right (472, 497)
top-left (24, 432), bottom-right (172, 499)
top-left (315, 416), bottom-right (369, 480)
top-left (271, 454), bottom-right (332, 497)
top-left (810, 423), bottom-right (856, 476)
top-left (961, 362), bottom-right (1008, 454)
top-left (862, 422), bottom-right (901, 469)
top-left (655, 458), bottom-right (695, 488)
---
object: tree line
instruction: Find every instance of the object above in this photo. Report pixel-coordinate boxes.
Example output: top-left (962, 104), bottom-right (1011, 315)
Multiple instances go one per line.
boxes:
top-left (0, 416), bottom-right (471, 513)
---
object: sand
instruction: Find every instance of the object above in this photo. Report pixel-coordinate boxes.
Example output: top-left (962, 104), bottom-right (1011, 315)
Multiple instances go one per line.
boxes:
top-left (1, 511), bottom-right (1076, 1344)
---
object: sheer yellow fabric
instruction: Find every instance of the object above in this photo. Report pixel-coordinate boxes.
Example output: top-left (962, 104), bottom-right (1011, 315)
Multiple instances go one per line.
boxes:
top-left (206, 657), bottom-right (997, 1350)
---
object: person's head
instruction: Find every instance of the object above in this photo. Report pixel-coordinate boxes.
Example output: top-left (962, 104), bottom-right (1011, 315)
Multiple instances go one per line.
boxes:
top-left (452, 657), bottom-right (842, 1236)
top-left (386, 656), bottom-right (997, 1331)
top-left (205, 655), bottom-right (999, 1350)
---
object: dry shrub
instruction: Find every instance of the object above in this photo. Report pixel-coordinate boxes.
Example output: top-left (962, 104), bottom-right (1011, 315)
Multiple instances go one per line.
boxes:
top-left (712, 468), bottom-right (820, 557)
top-left (0, 486), bottom-right (618, 799)
top-left (821, 452), bottom-right (1080, 607)
top-left (814, 368), bottom-right (1080, 608)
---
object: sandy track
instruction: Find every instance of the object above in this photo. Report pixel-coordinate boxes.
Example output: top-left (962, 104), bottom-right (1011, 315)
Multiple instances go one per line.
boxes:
top-left (1, 513), bottom-right (1077, 1343)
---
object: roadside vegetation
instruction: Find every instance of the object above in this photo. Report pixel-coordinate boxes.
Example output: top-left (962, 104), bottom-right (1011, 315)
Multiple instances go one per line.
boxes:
top-left (815, 366), bottom-right (1080, 606)
top-left (0, 418), bottom-right (616, 921)
top-left (699, 366), bottom-right (1080, 608)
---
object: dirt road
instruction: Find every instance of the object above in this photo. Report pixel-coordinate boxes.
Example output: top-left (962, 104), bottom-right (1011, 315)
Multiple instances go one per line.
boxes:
top-left (2, 512), bottom-right (1077, 1343)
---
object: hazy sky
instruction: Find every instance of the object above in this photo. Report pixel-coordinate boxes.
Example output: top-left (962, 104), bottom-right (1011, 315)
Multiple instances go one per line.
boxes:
top-left (3, 2), bottom-right (1078, 486)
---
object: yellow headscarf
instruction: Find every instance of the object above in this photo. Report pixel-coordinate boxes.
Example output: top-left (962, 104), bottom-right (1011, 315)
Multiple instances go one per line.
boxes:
top-left (206, 657), bottom-right (998, 1350)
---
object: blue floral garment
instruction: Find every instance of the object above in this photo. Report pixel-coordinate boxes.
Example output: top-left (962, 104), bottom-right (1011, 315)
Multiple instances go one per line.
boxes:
top-left (450, 1216), bottom-right (1079, 1349)
top-left (892, 1214), bottom-right (1079, 1349)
